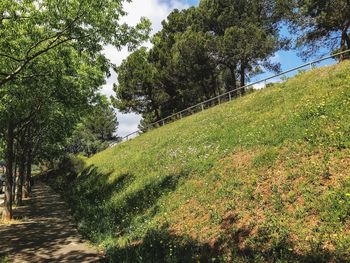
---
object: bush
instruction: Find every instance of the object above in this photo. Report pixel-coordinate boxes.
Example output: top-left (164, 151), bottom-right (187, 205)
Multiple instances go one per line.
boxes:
top-left (47, 155), bottom-right (87, 191)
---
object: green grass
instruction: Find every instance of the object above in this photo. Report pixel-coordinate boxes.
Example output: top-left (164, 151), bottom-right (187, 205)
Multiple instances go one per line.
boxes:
top-left (50, 61), bottom-right (350, 262)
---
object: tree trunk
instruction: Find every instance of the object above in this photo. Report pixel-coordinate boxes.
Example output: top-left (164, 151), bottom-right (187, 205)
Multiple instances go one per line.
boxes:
top-left (15, 153), bottom-right (25, 206)
top-left (2, 121), bottom-right (14, 220)
top-left (23, 152), bottom-right (32, 198)
top-left (345, 33), bottom-right (350, 50)
top-left (240, 62), bottom-right (246, 96)
top-left (12, 156), bottom-right (17, 202)
top-left (231, 68), bottom-right (236, 91)
top-left (340, 28), bottom-right (350, 61)
top-left (229, 66), bottom-right (237, 96)
top-left (147, 88), bottom-right (161, 121)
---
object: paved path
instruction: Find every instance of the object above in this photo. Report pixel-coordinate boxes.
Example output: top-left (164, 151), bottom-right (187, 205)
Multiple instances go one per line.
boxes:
top-left (0, 182), bottom-right (104, 262)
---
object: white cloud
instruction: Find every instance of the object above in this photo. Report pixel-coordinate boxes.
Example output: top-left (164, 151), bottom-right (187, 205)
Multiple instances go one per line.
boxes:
top-left (252, 78), bottom-right (283, 90)
top-left (117, 112), bottom-right (142, 136)
top-left (101, 0), bottom-right (189, 137)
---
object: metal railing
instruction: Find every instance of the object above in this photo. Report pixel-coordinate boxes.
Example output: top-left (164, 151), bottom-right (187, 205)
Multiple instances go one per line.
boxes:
top-left (112, 49), bottom-right (350, 146)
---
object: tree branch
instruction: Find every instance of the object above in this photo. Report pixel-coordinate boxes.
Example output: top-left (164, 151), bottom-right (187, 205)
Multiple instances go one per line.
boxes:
top-left (0, 4), bottom-right (86, 87)
top-left (0, 53), bottom-right (24, 62)
top-left (24, 11), bottom-right (84, 58)
top-left (0, 37), bottom-right (74, 86)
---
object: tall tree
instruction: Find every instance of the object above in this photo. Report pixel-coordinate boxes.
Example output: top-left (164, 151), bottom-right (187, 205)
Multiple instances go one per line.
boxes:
top-left (66, 95), bottom-right (119, 157)
top-left (0, 0), bottom-right (151, 220)
top-left (113, 47), bottom-right (168, 123)
top-left (171, 29), bottom-right (219, 102)
top-left (85, 96), bottom-right (118, 142)
top-left (1, 44), bottom-right (109, 220)
top-left (285, 0), bottom-right (350, 60)
top-left (113, 1), bottom-right (285, 126)
top-left (114, 8), bottom-right (210, 124)
top-left (199, 0), bottom-right (283, 91)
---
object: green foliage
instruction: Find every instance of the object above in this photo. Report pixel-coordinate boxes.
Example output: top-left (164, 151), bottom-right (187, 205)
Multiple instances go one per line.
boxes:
top-left (113, 1), bottom-right (284, 125)
top-left (0, 0), bottom-right (151, 86)
top-left (171, 29), bottom-right (219, 101)
top-left (50, 62), bottom-right (350, 262)
top-left (0, 0), bottom-right (151, 219)
top-left (66, 95), bottom-right (119, 157)
top-left (113, 47), bottom-right (166, 122)
top-left (59, 155), bottom-right (87, 176)
top-left (283, 0), bottom-right (350, 58)
top-left (47, 155), bottom-right (87, 192)
top-left (0, 45), bottom-right (109, 161)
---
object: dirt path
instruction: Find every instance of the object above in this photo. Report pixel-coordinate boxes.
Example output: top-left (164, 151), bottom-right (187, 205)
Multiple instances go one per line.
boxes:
top-left (0, 182), bottom-right (104, 262)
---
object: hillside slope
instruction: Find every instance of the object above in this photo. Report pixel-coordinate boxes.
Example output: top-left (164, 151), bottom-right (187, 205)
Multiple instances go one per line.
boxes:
top-left (53, 61), bottom-right (350, 262)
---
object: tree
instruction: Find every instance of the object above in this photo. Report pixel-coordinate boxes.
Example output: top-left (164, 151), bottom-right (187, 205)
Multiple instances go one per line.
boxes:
top-left (0, 0), bottom-right (151, 220)
top-left (113, 47), bottom-right (168, 123)
top-left (66, 95), bottom-right (119, 157)
top-left (198, 0), bottom-right (283, 91)
top-left (85, 96), bottom-right (118, 142)
top-left (0, 44), bottom-right (109, 220)
top-left (113, 1), bottom-right (285, 126)
top-left (0, 0), bottom-right (151, 87)
top-left (171, 29), bottom-right (219, 102)
top-left (113, 8), bottom-right (207, 124)
top-left (148, 8), bottom-right (199, 117)
top-left (287, 0), bottom-right (350, 60)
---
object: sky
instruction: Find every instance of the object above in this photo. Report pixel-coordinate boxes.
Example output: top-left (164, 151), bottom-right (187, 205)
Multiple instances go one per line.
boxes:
top-left (102, 0), bottom-right (337, 137)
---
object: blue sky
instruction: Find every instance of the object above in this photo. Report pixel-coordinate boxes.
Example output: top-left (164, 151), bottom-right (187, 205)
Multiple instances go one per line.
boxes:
top-left (182, 0), bottom-right (199, 4)
top-left (104, 0), bottom-right (336, 137)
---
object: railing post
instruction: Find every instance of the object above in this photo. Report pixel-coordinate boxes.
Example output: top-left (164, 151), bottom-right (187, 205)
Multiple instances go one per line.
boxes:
top-left (218, 96), bottom-right (221, 104)
top-left (162, 120), bottom-right (165, 126)
top-left (201, 104), bottom-right (204, 111)
top-left (180, 112), bottom-right (182, 119)
top-left (228, 92), bottom-right (231, 101)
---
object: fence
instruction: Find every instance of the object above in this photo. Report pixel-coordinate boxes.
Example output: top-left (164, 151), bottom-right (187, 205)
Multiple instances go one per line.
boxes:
top-left (112, 49), bottom-right (350, 146)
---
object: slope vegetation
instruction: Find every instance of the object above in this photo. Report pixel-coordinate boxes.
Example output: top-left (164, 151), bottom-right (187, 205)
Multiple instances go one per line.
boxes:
top-left (52, 61), bottom-right (350, 262)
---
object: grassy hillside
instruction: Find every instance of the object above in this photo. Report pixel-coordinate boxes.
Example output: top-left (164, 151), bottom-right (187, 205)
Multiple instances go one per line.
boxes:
top-left (52, 61), bottom-right (350, 262)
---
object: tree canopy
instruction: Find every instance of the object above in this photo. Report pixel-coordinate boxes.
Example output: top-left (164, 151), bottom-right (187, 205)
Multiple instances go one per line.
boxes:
top-left (0, 0), bottom-right (150, 86)
top-left (66, 95), bottom-right (119, 157)
top-left (279, 0), bottom-right (350, 59)
top-left (0, 0), bottom-right (150, 220)
top-left (113, 0), bottom-right (285, 126)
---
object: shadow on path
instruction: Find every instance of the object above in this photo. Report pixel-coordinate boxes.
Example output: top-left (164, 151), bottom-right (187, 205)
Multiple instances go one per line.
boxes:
top-left (0, 182), bottom-right (104, 263)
